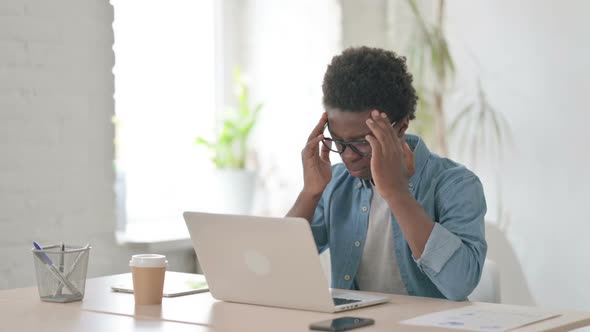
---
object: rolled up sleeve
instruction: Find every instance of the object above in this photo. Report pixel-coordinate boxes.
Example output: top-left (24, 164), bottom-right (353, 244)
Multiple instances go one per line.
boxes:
top-left (414, 173), bottom-right (487, 301)
top-left (415, 223), bottom-right (462, 274)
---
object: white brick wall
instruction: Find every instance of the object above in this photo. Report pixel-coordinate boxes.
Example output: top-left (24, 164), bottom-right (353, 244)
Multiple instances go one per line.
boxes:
top-left (0, 0), bottom-right (195, 289)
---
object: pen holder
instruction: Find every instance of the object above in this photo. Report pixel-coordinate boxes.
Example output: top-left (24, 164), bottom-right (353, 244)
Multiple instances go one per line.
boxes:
top-left (32, 243), bottom-right (91, 303)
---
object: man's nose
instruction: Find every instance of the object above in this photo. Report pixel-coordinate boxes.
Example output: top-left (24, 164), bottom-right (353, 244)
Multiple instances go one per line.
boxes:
top-left (340, 146), bottom-right (361, 161)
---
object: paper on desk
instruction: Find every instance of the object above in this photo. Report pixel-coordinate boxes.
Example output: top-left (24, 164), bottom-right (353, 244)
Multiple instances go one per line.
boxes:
top-left (401, 304), bottom-right (561, 331)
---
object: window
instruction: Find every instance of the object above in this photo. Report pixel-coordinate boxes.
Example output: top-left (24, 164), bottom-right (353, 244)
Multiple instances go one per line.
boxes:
top-left (112, 0), bottom-right (217, 228)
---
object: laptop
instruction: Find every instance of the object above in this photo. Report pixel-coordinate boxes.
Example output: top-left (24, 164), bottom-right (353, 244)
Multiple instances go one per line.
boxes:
top-left (183, 211), bottom-right (391, 313)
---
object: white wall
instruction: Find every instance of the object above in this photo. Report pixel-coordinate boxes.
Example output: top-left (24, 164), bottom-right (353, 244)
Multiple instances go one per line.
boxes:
top-left (0, 0), bottom-right (194, 289)
top-left (444, 0), bottom-right (590, 310)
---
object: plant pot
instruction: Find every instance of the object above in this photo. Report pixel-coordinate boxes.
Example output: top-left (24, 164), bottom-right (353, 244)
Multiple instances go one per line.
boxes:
top-left (212, 169), bottom-right (256, 215)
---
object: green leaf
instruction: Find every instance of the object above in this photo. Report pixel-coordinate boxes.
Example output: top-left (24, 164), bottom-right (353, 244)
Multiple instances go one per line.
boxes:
top-left (195, 137), bottom-right (212, 147)
top-left (196, 66), bottom-right (263, 169)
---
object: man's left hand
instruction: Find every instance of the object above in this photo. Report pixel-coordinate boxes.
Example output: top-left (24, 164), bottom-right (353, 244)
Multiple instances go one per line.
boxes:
top-left (365, 110), bottom-right (415, 201)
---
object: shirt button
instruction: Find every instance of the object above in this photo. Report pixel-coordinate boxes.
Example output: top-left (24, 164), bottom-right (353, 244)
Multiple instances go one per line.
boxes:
top-left (357, 181), bottom-right (362, 188)
top-left (408, 182), bottom-right (414, 189)
top-left (344, 275), bottom-right (351, 281)
top-left (361, 206), bottom-right (368, 212)
top-left (354, 241), bottom-right (361, 247)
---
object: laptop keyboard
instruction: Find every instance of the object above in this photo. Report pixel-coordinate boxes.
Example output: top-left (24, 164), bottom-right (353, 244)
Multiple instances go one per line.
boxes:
top-left (332, 297), bottom-right (362, 306)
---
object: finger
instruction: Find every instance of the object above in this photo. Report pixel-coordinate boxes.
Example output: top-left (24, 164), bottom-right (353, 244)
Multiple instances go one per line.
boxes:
top-left (307, 112), bottom-right (328, 142)
top-left (320, 136), bottom-right (331, 164)
top-left (302, 134), bottom-right (323, 159)
top-left (376, 111), bottom-right (399, 141)
top-left (365, 134), bottom-right (382, 158)
top-left (366, 117), bottom-right (390, 151)
top-left (367, 110), bottom-right (387, 133)
top-left (374, 111), bottom-right (403, 149)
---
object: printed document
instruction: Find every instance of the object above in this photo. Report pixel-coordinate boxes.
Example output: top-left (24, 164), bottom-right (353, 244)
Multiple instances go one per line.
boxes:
top-left (401, 304), bottom-right (560, 331)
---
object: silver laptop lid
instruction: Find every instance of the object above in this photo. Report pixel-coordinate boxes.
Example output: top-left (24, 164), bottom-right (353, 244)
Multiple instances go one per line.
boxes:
top-left (183, 211), bottom-right (336, 312)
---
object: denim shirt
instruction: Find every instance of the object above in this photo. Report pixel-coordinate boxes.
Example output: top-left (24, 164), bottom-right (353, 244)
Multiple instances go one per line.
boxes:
top-left (310, 134), bottom-right (487, 301)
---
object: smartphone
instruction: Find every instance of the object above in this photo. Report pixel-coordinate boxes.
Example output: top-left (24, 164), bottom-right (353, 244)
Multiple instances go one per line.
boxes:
top-left (309, 317), bottom-right (375, 331)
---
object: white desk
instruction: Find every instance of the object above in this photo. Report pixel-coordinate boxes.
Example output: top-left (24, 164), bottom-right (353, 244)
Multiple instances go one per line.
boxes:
top-left (0, 287), bottom-right (207, 332)
top-left (3, 273), bottom-right (590, 332)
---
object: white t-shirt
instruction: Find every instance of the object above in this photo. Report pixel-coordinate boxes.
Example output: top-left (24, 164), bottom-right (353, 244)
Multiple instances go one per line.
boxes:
top-left (355, 184), bottom-right (408, 294)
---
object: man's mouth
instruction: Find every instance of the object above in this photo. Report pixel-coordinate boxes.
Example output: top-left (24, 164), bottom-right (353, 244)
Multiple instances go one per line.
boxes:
top-left (348, 168), bottom-right (365, 176)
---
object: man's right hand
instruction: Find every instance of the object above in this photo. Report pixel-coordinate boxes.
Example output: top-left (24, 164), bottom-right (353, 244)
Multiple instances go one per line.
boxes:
top-left (300, 112), bottom-right (332, 197)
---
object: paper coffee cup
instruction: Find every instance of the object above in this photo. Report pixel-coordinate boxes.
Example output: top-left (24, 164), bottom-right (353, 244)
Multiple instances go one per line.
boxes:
top-left (129, 254), bottom-right (168, 305)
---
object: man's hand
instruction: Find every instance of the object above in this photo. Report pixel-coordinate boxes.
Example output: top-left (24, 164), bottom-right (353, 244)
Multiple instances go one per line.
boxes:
top-left (301, 112), bottom-right (332, 197)
top-left (365, 110), bottom-right (415, 201)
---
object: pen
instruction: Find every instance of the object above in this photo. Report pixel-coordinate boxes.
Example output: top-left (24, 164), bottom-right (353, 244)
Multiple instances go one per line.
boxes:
top-left (33, 242), bottom-right (82, 297)
top-left (59, 242), bottom-right (65, 273)
top-left (54, 243), bottom-right (90, 297)
top-left (57, 242), bottom-right (65, 296)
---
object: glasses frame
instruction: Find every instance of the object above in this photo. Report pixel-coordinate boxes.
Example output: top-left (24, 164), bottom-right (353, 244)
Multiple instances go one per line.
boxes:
top-left (321, 121), bottom-right (397, 157)
top-left (321, 136), bottom-right (372, 157)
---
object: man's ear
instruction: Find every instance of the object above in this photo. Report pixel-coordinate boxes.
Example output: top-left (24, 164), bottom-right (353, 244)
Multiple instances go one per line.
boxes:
top-left (396, 116), bottom-right (410, 137)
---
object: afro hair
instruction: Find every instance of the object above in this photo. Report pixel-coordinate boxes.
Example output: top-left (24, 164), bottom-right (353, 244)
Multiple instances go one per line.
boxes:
top-left (322, 46), bottom-right (417, 122)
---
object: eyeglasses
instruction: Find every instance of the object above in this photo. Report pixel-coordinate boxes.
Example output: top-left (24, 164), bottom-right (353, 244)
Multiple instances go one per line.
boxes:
top-left (322, 136), bottom-right (373, 156)
top-left (321, 121), bottom-right (396, 157)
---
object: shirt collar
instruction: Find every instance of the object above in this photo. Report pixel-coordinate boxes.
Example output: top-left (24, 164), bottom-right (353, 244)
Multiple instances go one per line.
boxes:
top-left (405, 134), bottom-right (430, 187)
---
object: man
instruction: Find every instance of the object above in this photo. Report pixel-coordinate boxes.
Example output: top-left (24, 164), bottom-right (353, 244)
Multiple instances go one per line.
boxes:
top-left (287, 46), bottom-right (487, 301)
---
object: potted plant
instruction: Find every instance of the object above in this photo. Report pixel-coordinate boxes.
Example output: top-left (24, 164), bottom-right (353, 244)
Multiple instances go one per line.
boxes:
top-left (195, 68), bottom-right (263, 214)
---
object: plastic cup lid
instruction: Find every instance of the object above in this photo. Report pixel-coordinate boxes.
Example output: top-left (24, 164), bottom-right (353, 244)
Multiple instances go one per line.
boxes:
top-left (129, 254), bottom-right (168, 267)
